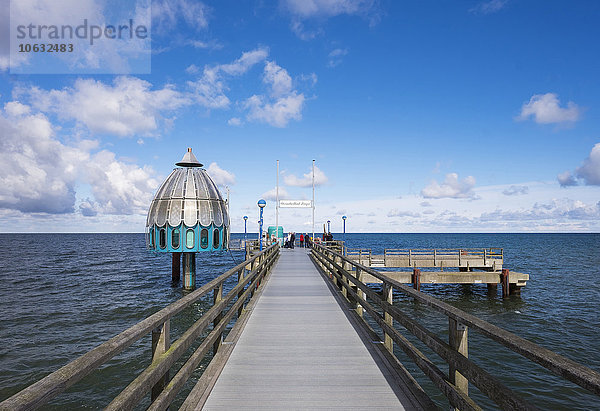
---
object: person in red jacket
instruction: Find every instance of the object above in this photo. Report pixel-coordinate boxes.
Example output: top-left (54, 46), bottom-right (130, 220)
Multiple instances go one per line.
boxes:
top-left (300, 234), bottom-right (304, 248)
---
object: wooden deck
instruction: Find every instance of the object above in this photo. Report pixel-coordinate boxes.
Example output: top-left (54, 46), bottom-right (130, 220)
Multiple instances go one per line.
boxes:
top-left (201, 248), bottom-right (419, 410)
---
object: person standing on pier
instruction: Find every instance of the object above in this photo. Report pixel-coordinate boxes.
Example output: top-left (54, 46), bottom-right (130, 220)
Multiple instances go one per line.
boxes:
top-left (290, 232), bottom-right (296, 249)
top-left (300, 234), bottom-right (304, 248)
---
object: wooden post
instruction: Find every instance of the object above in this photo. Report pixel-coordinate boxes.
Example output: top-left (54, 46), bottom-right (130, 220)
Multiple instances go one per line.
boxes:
top-left (501, 269), bottom-right (510, 298)
top-left (183, 252), bottom-right (196, 290)
top-left (383, 283), bottom-right (394, 353)
top-left (237, 268), bottom-right (245, 317)
top-left (332, 256), bottom-right (339, 287)
top-left (213, 283), bottom-right (223, 354)
top-left (171, 252), bottom-right (181, 282)
top-left (412, 268), bottom-right (421, 291)
top-left (151, 320), bottom-right (170, 402)
top-left (487, 283), bottom-right (498, 296)
top-left (355, 268), bottom-right (364, 318)
top-left (341, 260), bottom-right (348, 300)
top-left (449, 318), bottom-right (468, 398)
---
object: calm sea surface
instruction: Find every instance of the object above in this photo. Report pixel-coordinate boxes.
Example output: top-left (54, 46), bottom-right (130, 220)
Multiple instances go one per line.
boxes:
top-left (0, 233), bottom-right (599, 409)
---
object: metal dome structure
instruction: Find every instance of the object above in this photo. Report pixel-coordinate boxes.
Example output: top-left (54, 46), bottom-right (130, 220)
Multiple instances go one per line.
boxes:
top-left (146, 148), bottom-right (230, 253)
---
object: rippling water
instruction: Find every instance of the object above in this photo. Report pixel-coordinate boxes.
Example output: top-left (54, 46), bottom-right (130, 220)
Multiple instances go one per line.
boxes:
top-left (0, 233), bottom-right (598, 409)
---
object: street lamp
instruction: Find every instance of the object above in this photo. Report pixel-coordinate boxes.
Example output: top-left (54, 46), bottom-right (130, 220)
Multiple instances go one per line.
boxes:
top-left (258, 199), bottom-right (266, 251)
top-left (342, 215), bottom-right (347, 243)
top-left (243, 215), bottom-right (248, 242)
top-left (327, 220), bottom-right (331, 233)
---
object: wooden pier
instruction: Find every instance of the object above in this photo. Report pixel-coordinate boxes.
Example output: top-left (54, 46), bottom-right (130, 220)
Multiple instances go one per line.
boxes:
top-left (2, 243), bottom-right (600, 410)
top-left (200, 248), bottom-right (420, 409)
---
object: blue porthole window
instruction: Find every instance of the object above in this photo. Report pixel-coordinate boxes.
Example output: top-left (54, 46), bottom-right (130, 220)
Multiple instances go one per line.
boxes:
top-left (159, 228), bottom-right (166, 249)
top-left (172, 228), bottom-right (180, 249)
top-left (186, 229), bottom-right (195, 249)
top-left (200, 228), bottom-right (209, 249)
top-left (213, 229), bottom-right (220, 249)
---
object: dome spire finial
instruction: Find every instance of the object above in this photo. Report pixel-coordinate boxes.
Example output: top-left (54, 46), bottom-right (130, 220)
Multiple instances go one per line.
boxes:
top-left (176, 147), bottom-right (203, 167)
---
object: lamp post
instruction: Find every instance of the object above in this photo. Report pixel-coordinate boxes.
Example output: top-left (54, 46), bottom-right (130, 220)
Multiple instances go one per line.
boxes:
top-left (342, 215), bottom-right (347, 242)
top-left (327, 220), bottom-right (331, 234)
top-left (258, 199), bottom-right (266, 251)
top-left (243, 215), bottom-right (248, 242)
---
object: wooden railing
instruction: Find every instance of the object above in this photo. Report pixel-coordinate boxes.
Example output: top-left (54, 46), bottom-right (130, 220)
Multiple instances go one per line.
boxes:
top-left (0, 244), bottom-right (280, 411)
top-left (310, 243), bottom-right (600, 410)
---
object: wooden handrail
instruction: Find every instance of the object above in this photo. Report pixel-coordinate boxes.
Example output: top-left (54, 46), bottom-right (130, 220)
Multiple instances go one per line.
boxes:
top-left (0, 244), bottom-right (280, 411)
top-left (310, 243), bottom-right (600, 408)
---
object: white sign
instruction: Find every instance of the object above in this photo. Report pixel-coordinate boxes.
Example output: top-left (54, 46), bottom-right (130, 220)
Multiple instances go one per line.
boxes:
top-left (279, 200), bottom-right (313, 208)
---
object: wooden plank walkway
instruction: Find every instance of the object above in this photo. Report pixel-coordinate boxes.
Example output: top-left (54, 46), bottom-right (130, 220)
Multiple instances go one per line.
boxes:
top-left (202, 248), bottom-right (416, 410)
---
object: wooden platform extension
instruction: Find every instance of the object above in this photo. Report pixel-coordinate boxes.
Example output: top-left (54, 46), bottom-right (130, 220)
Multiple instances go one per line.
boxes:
top-left (347, 248), bottom-right (504, 271)
top-left (361, 271), bottom-right (529, 288)
top-left (201, 248), bottom-right (423, 410)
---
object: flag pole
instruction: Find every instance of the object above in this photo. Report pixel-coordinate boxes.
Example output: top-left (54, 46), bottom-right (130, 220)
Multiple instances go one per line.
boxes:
top-left (312, 159), bottom-right (315, 242)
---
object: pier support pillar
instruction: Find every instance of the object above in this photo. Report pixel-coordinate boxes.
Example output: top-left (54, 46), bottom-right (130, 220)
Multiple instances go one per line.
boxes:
top-left (501, 269), bottom-right (509, 298)
top-left (183, 252), bottom-right (196, 290)
top-left (172, 252), bottom-right (181, 282)
top-left (412, 269), bottom-right (421, 291)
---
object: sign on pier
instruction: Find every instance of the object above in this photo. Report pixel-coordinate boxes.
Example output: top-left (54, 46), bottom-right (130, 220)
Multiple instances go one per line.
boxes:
top-left (279, 200), bottom-right (313, 208)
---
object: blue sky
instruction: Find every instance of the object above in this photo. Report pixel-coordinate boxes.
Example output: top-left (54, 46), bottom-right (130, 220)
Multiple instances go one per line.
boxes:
top-left (1, 0), bottom-right (599, 233)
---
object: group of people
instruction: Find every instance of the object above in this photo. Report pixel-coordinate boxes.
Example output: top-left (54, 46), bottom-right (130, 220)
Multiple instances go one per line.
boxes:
top-left (283, 232), bottom-right (314, 249)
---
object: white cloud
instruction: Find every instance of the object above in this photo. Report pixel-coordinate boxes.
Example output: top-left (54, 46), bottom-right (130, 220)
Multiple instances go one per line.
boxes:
top-left (502, 185), bottom-right (529, 196)
top-left (206, 162), bottom-right (236, 186)
top-left (187, 47), bottom-right (269, 110)
top-left (0, 104), bottom-right (81, 213)
top-left (78, 198), bottom-right (98, 217)
top-left (282, 0), bottom-right (375, 19)
top-left (185, 64), bottom-right (200, 74)
top-left (299, 72), bottom-right (318, 87)
top-left (421, 173), bottom-right (476, 199)
top-left (469, 0), bottom-right (508, 14)
top-left (290, 21), bottom-right (322, 40)
top-left (558, 143), bottom-right (600, 187)
top-left (152, 0), bottom-right (209, 33)
top-left (557, 171), bottom-right (577, 187)
top-left (517, 93), bottom-right (581, 124)
top-left (24, 77), bottom-right (190, 137)
top-left (228, 117), bottom-right (243, 126)
top-left (244, 93), bottom-right (305, 127)
top-left (282, 0), bottom-right (378, 39)
top-left (387, 209), bottom-right (419, 218)
top-left (575, 143), bottom-right (600, 185)
top-left (188, 39), bottom-right (223, 50)
top-left (0, 99), bottom-right (161, 216)
top-left (327, 48), bottom-right (348, 68)
top-left (480, 199), bottom-right (600, 222)
top-left (420, 201), bottom-right (432, 207)
top-left (283, 165), bottom-right (328, 187)
top-left (264, 61), bottom-right (293, 97)
top-left (220, 48), bottom-right (269, 75)
top-left (85, 150), bottom-right (159, 215)
top-left (262, 186), bottom-right (289, 201)
top-left (244, 61), bottom-right (305, 127)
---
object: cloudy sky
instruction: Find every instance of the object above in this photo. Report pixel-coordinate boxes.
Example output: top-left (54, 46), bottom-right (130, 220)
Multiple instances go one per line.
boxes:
top-left (1, 0), bottom-right (599, 233)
